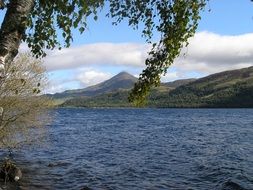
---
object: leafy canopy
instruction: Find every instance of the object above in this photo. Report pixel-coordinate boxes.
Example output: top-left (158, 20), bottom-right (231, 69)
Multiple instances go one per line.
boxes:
top-left (25, 0), bottom-right (104, 56)
top-left (21, 0), bottom-right (207, 105)
top-left (108, 0), bottom-right (207, 105)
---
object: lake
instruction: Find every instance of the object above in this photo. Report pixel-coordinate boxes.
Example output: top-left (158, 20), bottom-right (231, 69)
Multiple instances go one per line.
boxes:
top-left (0, 108), bottom-right (253, 190)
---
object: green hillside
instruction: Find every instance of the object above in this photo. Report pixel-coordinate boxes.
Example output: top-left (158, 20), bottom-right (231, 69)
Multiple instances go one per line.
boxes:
top-left (56, 66), bottom-right (253, 108)
top-left (150, 66), bottom-right (253, 107)
top-left (164, 78), bottom-right (196, 88)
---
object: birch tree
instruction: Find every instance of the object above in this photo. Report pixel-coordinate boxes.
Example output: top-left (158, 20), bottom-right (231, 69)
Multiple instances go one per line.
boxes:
top-left (0, 0), bottom-right (207, 105)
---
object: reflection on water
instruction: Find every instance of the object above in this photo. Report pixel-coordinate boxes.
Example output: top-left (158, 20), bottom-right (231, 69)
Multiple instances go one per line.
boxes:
top-left (0, 108), bottom-right (253, 190)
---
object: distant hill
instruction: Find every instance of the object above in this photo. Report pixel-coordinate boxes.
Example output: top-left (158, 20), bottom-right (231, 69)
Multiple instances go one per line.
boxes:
top-left (165, 78), bottom-right (196, 88)
top-left (150, 66), bottom-right (253, 108)
top-left (53, 66), bottom-right (253, 108)
top-left (49, 72), bottom-right (137, 99)
top-left (83, 71), bottom-right (137, 94)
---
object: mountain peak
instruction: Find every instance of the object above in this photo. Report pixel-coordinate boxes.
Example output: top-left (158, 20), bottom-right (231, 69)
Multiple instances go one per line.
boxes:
top-left (111, 71), bottom-right (137, 81)
top-left (58, 71), bottom-right (138, 97)
top-left (118, 71), bottom-right (130, 75)
top-left (115, 71), bottom-right (135, 77)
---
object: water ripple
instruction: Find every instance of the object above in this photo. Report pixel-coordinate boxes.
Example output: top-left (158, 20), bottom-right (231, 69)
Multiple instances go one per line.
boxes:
top-left (0, 108), bottom-right (252, 190)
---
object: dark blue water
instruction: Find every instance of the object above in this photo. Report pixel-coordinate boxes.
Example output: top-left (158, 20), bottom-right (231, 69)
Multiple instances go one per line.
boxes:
top-left (1, 108), bottom-right (253, 190)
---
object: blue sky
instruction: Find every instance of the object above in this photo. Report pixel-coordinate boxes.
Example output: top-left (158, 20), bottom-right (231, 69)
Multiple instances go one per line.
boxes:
top-left (72, 0), bottom-right (253, 43)
top-left (2, 0), bottom-right (253, 93)
top-left (198, 0), bottom-right (253, 35)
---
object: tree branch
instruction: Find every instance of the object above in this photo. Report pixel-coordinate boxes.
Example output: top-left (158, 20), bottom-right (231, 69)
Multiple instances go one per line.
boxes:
top-left (0, 106), bottom-right (3, 126)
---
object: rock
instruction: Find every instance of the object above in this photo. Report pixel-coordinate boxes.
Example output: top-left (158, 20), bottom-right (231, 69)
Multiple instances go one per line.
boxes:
top-left (0, 159), bottom-right (22, 182)
top-left (10, 166), bottom-right (22, 182)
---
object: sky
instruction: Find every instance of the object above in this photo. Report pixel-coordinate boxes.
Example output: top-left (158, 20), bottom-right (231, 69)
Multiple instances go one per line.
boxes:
top-left (4, 0), bottom-right (253, 93)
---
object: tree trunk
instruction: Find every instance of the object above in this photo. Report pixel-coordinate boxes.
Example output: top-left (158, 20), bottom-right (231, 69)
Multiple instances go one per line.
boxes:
top-left (0, 0), bottom-right (34, 77)
top-left (0, 0), bottom-right (34, 124)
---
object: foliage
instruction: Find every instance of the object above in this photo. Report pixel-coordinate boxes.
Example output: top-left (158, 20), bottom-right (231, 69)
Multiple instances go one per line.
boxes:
top-left (110, 0), bottom-right (207, 105)
top-left (25, 0), bottom-right (104, 57)
top-left (0, 53), bottom-right (52, 149)
top-left (0, 0), bottom-right (208, 105)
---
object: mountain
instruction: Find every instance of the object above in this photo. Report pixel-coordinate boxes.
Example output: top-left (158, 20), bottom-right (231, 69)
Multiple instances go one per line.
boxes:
top-left (58, 66), bottom-right (253, 108)
top-left (50, 72), bottom-right (137, 99)
top-left (150, 66), bottom-right (253, 107)
top-left (165, 78), bottom-right (196, 88)
top-left (83, 71), bottom-right (137, 94)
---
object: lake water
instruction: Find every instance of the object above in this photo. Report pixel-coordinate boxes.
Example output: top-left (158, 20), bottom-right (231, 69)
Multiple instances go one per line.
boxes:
top-left (0, 108), bottom-right (253, 190)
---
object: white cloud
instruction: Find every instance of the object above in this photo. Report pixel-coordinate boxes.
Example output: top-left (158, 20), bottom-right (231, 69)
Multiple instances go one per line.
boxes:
top-left (44, 43), bottom-right (149, 71)
top-left (161, 72), bottom-right (180, 82)
top-left (46, 68), bottom-right (113, 93)
top-left (43, 31), bottom-right (253, 78)
top-left (46, 84), bottom-right (68, 94)
top-left (77, 69), bottom-right (112, 87)
top-left (46, 77), bottom-right (77, 94)
top-left (19, 43), bottom-right (29, 52)
top-left (174, 31), bottom-right (253, 74)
